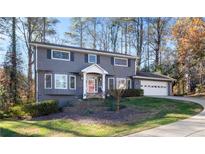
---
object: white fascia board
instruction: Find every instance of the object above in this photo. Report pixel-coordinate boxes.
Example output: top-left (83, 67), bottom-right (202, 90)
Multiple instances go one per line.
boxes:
top-left (81, 64), bottom-right (108, 74)
top-left (152, 72), bottom-right (176, 81)
top-left (30, 43), bottom-right (136, 59)
top-left (133, 75), bottom-right (176, 82)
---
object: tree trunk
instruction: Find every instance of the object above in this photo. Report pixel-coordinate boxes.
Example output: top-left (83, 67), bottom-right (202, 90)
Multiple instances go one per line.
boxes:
top-left (27, 17), bottom-right (33, 101)
top-left (124, 23), bottom-right (128, 54)
top-left (80, 21), bottom-right (83, 47)
top-left (147, 18), bottom-right (150, 71)
top-left (93, 19), bottom-right (96, 49)
top-left (136, 18), bottom-right (143, 72)
top-left (11, 17), bottom-right (18, 104)
top-left (43, 17), bottom-right (46, 42)
top-left (155, 18), bottom-right (161, 70)
top-left (116, 97), bottom-right (120, 112)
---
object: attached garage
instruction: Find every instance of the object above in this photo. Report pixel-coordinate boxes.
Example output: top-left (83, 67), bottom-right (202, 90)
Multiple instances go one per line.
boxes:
top-left (133, 72), bottom-right (175, 96)
top-left (140, 80), bottom-right (168, 96)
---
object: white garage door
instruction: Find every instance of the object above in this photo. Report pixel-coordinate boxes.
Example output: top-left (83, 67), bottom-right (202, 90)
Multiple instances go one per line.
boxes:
top-left (141, 80), bottom-right (168, 96)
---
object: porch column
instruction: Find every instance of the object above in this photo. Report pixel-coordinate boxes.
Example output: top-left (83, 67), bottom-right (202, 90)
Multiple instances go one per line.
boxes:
top-left (102, 73), bottom-right (106, 99)
top-left (83, 72), bottom-right (87, 99)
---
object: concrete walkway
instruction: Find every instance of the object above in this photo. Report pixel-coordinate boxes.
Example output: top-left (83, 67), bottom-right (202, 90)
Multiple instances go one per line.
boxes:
top-left (127, 96), bottom-right (205, 137)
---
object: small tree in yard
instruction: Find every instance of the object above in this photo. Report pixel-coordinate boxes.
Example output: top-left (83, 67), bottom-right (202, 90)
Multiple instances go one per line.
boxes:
top-left (109, 79), bottom-right (126, 112)
top-left (109, 89), bottom-right (125, 112)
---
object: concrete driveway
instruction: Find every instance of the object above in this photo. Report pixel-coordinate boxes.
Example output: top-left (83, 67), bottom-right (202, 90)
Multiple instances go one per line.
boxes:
top-left (127, 96), bottom-right (205, 137)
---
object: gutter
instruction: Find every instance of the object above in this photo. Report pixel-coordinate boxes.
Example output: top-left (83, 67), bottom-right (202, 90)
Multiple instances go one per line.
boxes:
top-left (133, 75), bottom-right (176, 82)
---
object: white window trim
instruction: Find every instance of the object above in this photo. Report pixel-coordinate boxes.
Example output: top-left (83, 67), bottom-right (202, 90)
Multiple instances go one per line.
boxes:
top-left (54, 74), bottom-right (68, 89)
top-left (114, 57), bottom-right (128, 67)
top-left (116, 78), bottom-right (127, 89)
top-left (51, 49), bottom-right (70, 61)
top-left (69, 75), bottom-right (76, 90)
top-left (127, 79), bottom-right (132, 89)
top-left (94, 77), bottom-right (98, 93)
top-left (108, 77), bottom-right (115, 90)
top-left (88, 54), bottom-right (97, 64)
top-left (44, 74), bottom-right (52, 89)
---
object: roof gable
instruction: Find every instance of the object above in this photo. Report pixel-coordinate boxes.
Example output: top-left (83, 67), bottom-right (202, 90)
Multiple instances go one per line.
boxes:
top-left (81, 64), bottom-right (108, 74)
top-left (133, 72), bottom-right (175, 81)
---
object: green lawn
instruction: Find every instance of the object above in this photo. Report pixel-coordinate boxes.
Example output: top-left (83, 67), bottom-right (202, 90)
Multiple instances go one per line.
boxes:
top-left (0, 97), bottom-right (203, 137)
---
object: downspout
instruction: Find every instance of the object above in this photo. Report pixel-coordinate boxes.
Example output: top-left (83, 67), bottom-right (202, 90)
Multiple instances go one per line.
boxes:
top-left (35, 45), bottom-right (38, 102)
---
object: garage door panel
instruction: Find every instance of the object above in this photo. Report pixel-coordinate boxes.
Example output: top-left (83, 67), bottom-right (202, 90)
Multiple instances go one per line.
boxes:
top-left (141, 80), bottom-right (168, 96)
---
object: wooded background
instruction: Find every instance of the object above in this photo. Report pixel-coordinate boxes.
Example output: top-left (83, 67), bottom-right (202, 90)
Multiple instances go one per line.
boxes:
top-left (0, 17), bottom-right (205, 106)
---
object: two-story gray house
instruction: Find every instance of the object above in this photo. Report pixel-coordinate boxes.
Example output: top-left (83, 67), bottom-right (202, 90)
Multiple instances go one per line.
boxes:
top-left (30, 42), bottom-right (175, 103)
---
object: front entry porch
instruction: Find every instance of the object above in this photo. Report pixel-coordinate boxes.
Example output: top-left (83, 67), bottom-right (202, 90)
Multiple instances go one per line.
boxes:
top-left (81, 64), bottom-right (108, 99)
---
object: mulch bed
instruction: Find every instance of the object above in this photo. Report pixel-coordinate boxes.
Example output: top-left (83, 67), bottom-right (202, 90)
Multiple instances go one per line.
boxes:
top-left (33, 101), bottom-right (158, 124)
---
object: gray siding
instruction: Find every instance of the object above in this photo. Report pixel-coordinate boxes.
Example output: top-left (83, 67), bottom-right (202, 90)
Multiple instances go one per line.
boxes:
top-left (37, 47), bottom-right (135, 76)
top-left (134, 79), bottom-right (141, 89)
top-left (168, 82), bottom-right (173, 96)
top-left (36, 47), bottom-right (135, 102)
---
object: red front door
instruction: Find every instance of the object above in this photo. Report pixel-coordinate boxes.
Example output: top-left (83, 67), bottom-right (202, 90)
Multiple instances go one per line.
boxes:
top-left (87, 79), bottom-right (95, 93)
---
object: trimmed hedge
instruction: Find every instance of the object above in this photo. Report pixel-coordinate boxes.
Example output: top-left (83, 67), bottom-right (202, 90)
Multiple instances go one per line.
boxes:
top-left (9, 105), bottom-right (28, 119)
top-left (122, 89), bottom-right (144, 97)
top-left (25, 100), bottom-right (59, 117)
top-left (7, 100), bottom-right (59, 119)
top-left (0, 110), bottom-right (10, 119)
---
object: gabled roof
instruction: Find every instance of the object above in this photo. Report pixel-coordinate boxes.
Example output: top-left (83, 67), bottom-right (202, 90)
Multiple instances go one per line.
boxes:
top-left (30, 42), bottom-right (136, 59)
top-left (81, 64), bottom-right (108, 74)
top-left (133, 72), bottom-right (176, 82)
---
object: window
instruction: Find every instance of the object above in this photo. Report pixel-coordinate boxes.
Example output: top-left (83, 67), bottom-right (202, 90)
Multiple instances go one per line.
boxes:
top-left (108, 78), bottom-right (115, 90)
top-left (114, 57), bottom-right (128, 67)
top-left (52, 50), bottom-right (70, 61)
top-left (55, 74), bottom-right (67, 89)
top-left (116, 78), bottom-right (126, 89)
top-left (127, 79), bottom-right (132, 89)
top-left (44, 74), bottom-right (52, 89)
top-left (69, 75), bottom-right (76, 90)
top-left (88, 54), bottom-right (97, 63)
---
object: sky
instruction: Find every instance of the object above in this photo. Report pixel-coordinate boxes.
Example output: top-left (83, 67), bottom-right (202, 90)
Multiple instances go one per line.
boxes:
top-left (0, 17), bottom-right (71, 67)
top-left (56, 17), bottom-right (71, 38)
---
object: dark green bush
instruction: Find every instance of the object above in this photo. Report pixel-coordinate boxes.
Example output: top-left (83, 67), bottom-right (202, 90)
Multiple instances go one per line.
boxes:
top-left (8, 105), bottom-right (29, 119)
top-left (122, 89), bottom-right (144, 97)
top-left (1, 100), bottom-right (59, 119)
top-left (25, 100), bottom-right (59, 117)
top-left (83, 109), bottom-right (94, 115)
top-left (0, 111), bottom-right (3, 119)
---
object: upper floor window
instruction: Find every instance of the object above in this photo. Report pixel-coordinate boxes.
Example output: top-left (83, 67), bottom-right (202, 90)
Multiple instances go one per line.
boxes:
top-left (114, 57), bottom-right (128, 67)
top-left (88, 54), bottom-right (97, 63)
top-left (52, 50), bottom-right (70, 61)
top-left (44, 74), bottom-right (52, 89)
top-left (55, 74), bottom-right (67, 89)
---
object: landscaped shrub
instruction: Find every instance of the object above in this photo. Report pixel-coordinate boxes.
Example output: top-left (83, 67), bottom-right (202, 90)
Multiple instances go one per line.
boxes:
top-left (9, 105), bottom-right (29, 119)
top-left (24, 100), bottom-right (59, 117)
top-left (0, 110), bottom-right (3, 119)
top-left (195, 84), bottom-right (205, 93)
top-left (122, 89), bottom-right (144, 97)
top-left (83, 109), bottom-right (94, 115)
